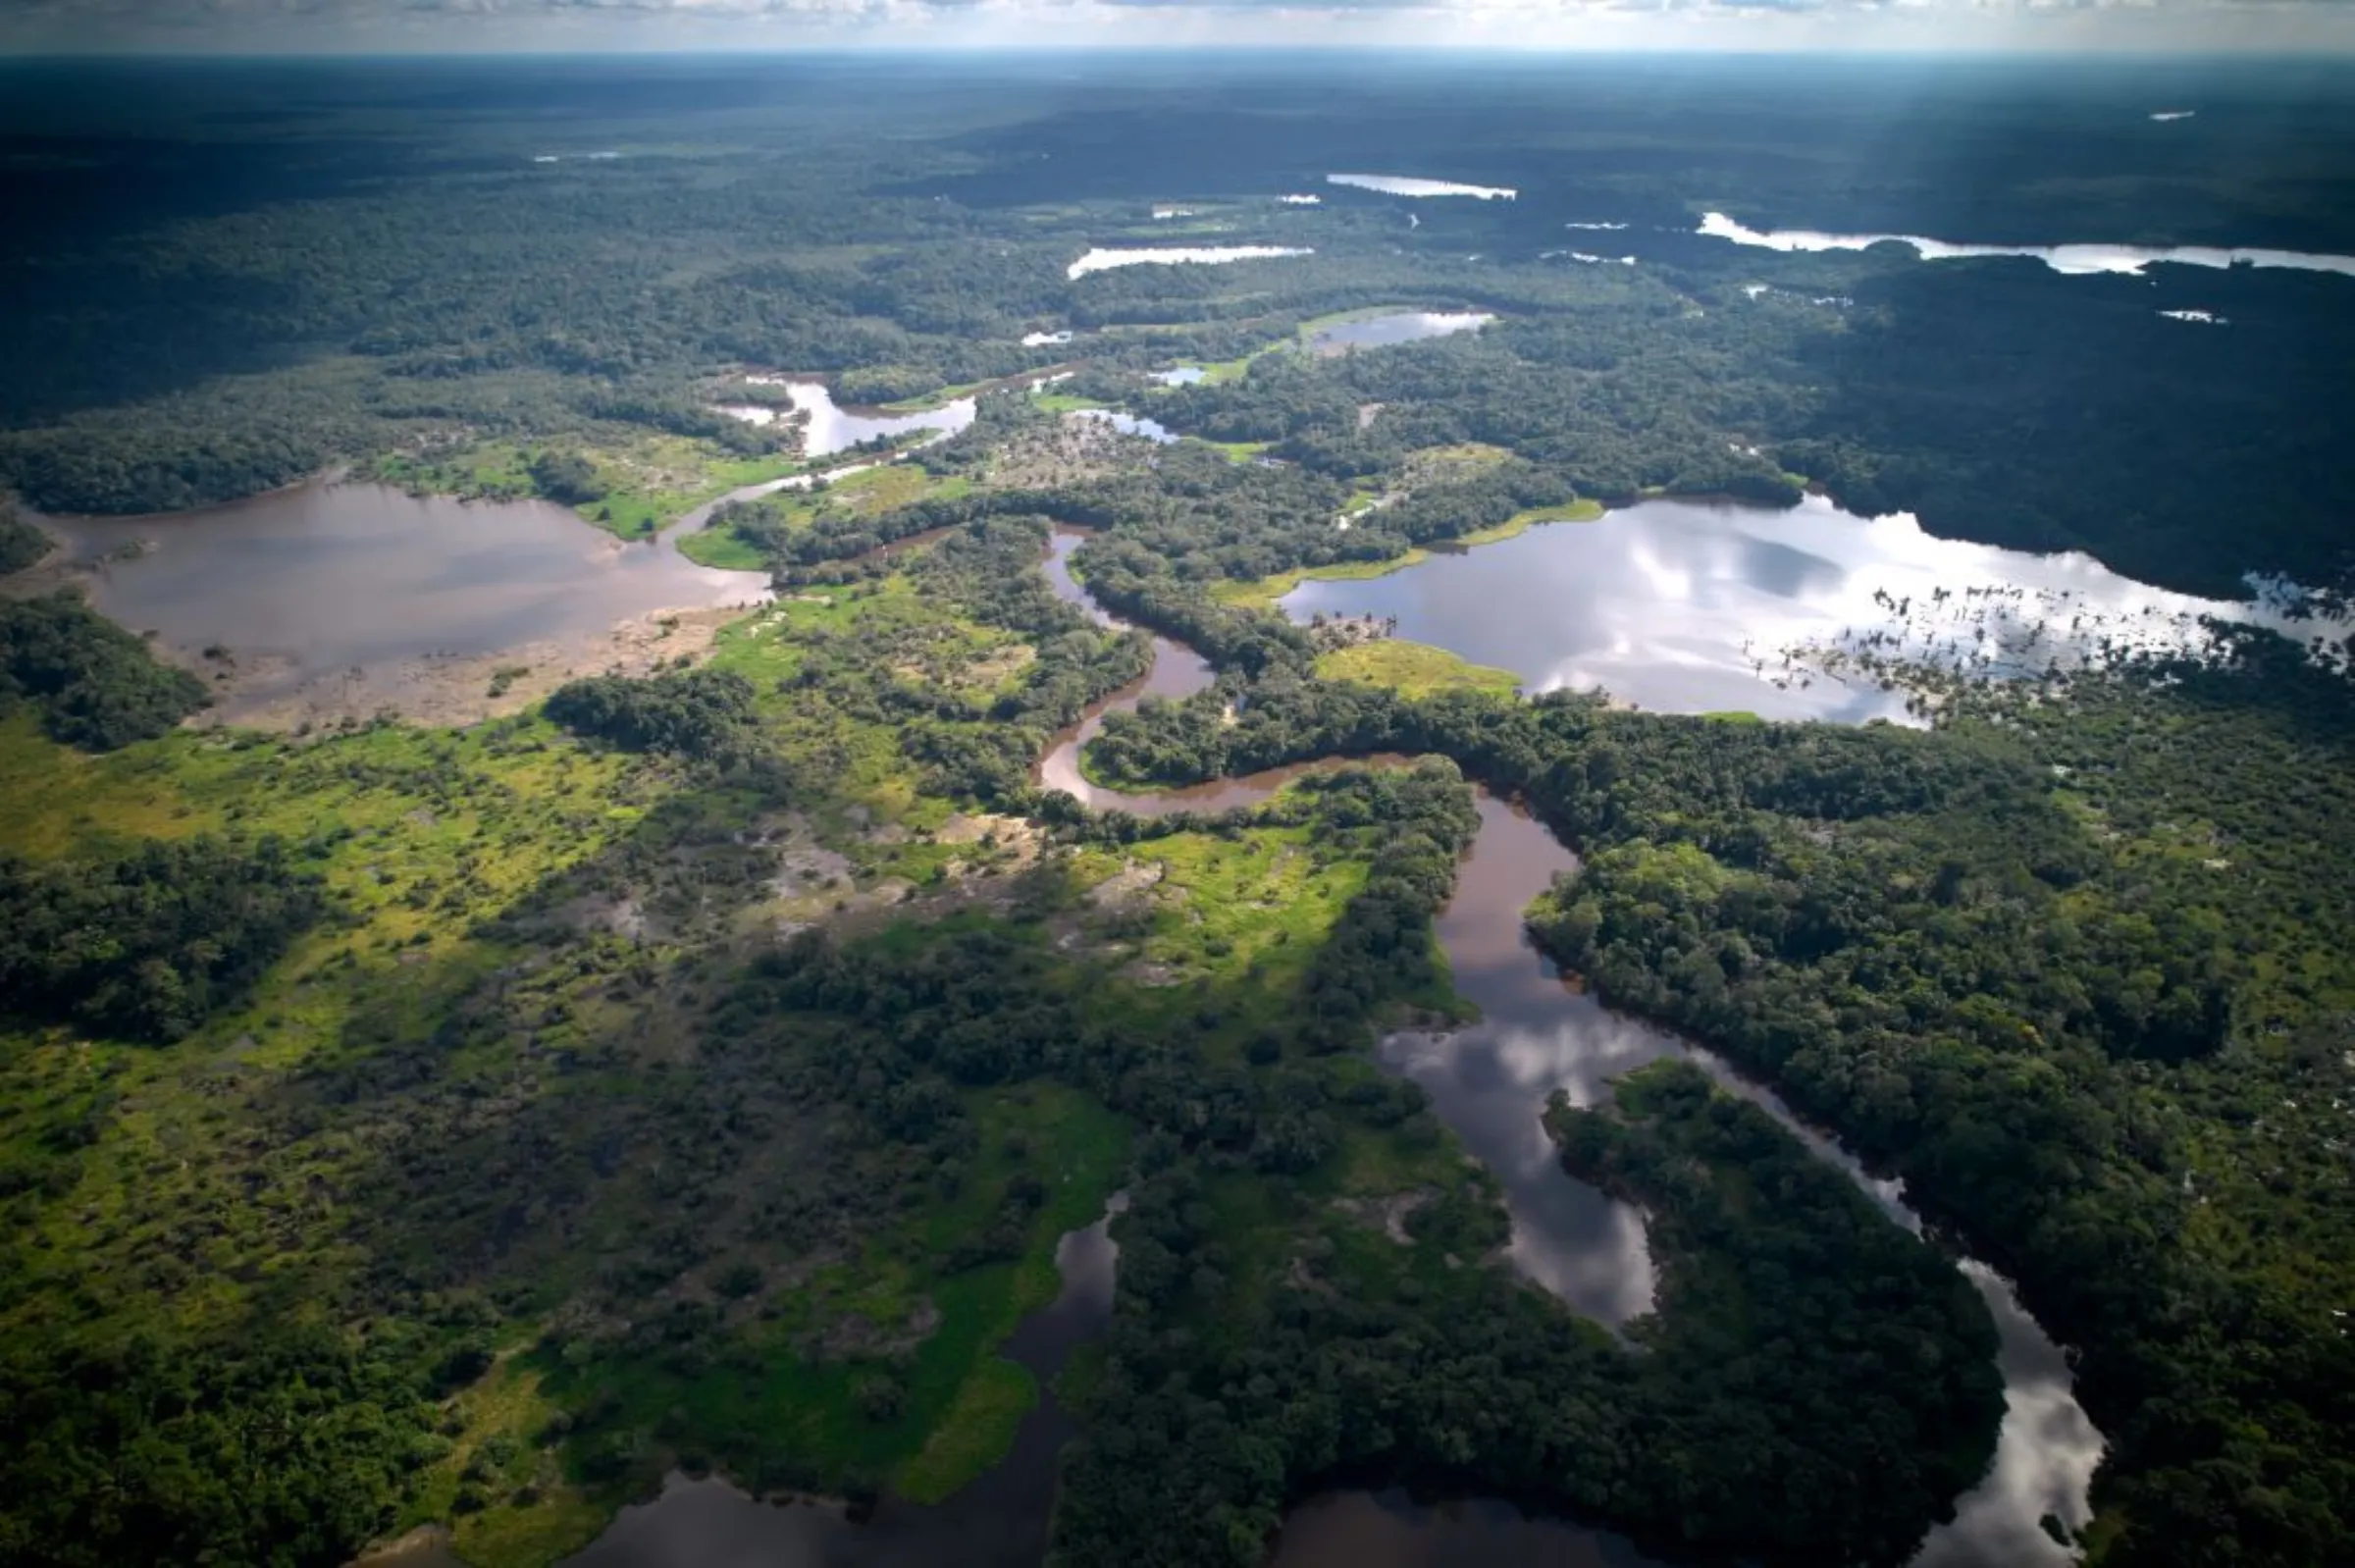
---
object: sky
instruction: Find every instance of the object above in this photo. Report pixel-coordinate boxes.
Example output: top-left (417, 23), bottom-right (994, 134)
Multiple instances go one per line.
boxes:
top-left (1, 0), bottom-right (2350, 57)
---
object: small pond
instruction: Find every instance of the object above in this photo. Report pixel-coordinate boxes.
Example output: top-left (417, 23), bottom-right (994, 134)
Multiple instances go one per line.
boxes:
top-left (725, 378), bottom-right (978, 458)
top-left (1067, 408), bottom-right (1177, 444)
top-left (1067, 245), bottom-right (1313, 281)
top-left (1305, 312), bottom-right (1492, 355)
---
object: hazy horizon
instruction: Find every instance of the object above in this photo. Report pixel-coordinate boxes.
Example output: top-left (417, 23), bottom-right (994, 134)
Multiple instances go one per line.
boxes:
top-left (5, 1), bottom-right (2354, 61)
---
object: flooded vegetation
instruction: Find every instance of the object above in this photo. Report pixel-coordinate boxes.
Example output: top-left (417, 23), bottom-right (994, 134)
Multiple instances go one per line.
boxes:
top-left (11, 52), bottom-right (2355, 1568)
top-left (1067, 408), bottom-right (1177, 444)
top-left (1279, 496), bottom-right (2336, 721)
top-left (560, 1196), bottom-right (1128, 1568)
top-left (1700, 210), bottom-right (2355, 279)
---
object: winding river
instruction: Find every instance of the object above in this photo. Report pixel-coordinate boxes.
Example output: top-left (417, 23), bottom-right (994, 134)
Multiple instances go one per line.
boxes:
top-left (277, 502), bottom-right (2103, 1566)
top-left (1035, 524), bottom-right (2105, 1568)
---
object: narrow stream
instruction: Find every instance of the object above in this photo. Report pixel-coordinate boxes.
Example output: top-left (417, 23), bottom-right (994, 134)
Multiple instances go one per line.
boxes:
top-left (388, 521), bottom-right (2105, 1567)
top-left (1032, 527), bottom-right (1388, 813)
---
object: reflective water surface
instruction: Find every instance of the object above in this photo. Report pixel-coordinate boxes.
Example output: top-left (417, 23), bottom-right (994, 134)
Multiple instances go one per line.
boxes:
top-left (1031, 528), bottom-right (1387, 813)
top-left (1305, 312), bottom-right (1492, 355)
top-left (41, 482), bottom-right (767, 722)
top-left (1068, 408), bottom-right (1177, 444)
top-left (716, 380), bottom-right (977, 456)
top-left (1327, 173), bottom-right (1516, 200)
top-left (1281, 495), bottom-right (2325, 721)
top-left (1381, 797), bottom-right (1658, 1323)
top-left (1700, 210), bottom-right (2355, 279)
top-left (1067, 245), bottom-right (1312, 280)
top-left (1289, 792), bottom-right (2102, 1568)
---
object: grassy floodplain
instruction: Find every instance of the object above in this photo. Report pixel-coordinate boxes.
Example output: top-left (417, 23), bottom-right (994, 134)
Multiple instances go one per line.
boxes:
top-left (1214, 497), bottom-right (1606, 608)
top-left (1314, 640), bottom-right (1521, 699)
top-left (367, 436), bottom-right (811, 542)
top-left (0, 521), bottom-right (1535, 1568)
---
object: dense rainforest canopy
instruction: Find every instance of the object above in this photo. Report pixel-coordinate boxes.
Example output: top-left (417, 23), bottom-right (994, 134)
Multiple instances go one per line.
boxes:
top-left (1, 52), bottom-right (2351, 1568)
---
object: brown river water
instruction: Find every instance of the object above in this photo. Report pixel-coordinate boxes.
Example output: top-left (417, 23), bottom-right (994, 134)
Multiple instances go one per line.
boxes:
top-left (147, 502), bottom-right (2102, 1568)
top-left (536, 524), bottom-right (2101, 1568)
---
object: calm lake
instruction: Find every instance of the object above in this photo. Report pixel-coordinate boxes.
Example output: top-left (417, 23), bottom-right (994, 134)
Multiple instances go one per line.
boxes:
top-left (1699, 210), bottom-right (2355, 280)
top-left (1281, 494), bottom-right (2324, 722)
top-left (1305, 312), bottom-right (1492, 355)
top-left (722, 379), bottom-right (978, 457)
top-left (40, 481), bottom-right (769, 723)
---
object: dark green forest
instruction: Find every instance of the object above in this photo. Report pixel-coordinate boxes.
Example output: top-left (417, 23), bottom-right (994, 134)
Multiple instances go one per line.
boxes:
top-left (4, 58), bottom-right (2353, 598)
top-left (0, 594), bottom-right (208, 751)
top-left (2, 51), bottom-right (2352, 1568)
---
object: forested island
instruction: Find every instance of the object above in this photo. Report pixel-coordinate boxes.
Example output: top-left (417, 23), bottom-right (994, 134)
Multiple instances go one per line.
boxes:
top-left (2, 52), bottom-right (2351, 1568)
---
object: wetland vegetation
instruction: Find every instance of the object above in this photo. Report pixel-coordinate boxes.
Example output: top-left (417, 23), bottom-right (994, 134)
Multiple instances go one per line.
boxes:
top-left (2, 51), bottom-right (2352, 1568)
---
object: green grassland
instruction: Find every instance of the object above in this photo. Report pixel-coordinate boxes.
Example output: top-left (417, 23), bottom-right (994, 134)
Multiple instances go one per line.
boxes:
top-left (1315, 640), bottom-right (1521, 699)
top-left (678, 467), bottom-right (974, 571)
top-left (0, 520), bottom-right (1529, 1568)
top-left (368, 435), bottom-right (807, 542)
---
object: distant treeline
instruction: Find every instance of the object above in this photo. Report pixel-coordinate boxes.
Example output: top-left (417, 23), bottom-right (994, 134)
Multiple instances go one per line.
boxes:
top-left (3, 91), bottom-right (2349, 600)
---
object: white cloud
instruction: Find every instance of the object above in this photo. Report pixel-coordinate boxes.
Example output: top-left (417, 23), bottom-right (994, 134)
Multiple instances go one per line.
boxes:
top-left (4, 0), bottom-right (2353, 52)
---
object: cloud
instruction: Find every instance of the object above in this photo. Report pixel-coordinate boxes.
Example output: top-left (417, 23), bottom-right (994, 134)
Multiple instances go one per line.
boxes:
top-left (4, 0), bottom-right (2353, 52)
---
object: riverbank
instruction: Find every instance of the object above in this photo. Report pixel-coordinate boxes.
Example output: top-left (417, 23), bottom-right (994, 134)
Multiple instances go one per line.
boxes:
top-left (1212, 497), bottom-right (1607, 609)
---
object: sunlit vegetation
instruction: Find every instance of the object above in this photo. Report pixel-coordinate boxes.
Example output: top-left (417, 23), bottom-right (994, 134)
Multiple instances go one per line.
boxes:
top-left (1314, 639), bottom-right (1520, 699)
top-left (4, 54), bottom-right (2353, 1568)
